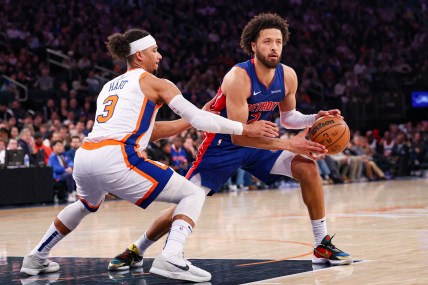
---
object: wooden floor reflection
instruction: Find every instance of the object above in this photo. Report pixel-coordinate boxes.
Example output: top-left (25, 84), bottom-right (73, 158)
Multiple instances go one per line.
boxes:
top-left (1, 178), bottom-right (428, 284)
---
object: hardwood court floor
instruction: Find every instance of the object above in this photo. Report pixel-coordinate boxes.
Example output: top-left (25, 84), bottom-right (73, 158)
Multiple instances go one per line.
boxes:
top-left (1, 178), bottom-right (428, 284)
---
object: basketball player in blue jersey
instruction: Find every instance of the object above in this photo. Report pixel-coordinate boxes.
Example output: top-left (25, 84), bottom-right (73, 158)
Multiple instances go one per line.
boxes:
top-left (109, 13), bottom-right (352, 273)
top-left (19, 28), bottom-right (286, 283)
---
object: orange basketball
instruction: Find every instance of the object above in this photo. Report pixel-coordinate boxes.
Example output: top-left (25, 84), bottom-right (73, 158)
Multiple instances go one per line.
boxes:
top-left (309, 116), bottom-right (350, 155)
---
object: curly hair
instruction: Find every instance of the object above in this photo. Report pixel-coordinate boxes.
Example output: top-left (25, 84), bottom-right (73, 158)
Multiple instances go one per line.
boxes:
top-left (240, 13), bottom-right (290, 56)
top-left (106, 29), bottom-right (150, 60)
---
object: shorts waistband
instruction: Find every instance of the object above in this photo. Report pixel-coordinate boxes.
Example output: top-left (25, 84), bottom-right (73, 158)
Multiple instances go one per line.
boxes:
top-left (81, 140), bottom-right (124, 150)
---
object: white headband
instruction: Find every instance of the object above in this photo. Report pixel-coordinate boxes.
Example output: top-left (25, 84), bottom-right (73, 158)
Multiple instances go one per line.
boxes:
top-left (128, 35), bottom-right (157, 56)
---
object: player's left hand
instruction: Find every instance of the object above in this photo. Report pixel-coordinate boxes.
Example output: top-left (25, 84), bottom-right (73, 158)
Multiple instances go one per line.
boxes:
top-left (315, 109), bottom-right (343, 120)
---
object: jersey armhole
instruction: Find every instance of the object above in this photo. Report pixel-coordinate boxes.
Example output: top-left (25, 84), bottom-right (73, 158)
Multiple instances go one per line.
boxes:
top-left (234, 65), bottom-right (253, 99)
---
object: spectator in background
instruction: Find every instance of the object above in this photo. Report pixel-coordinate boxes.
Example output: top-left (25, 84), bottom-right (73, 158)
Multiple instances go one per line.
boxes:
top-left (170, 136), bottom-right (188, 176)
top-left (316, 155), bottom-right (334, 184)
top-left (48, 140), bottom-right (76, 203)
top-left (58, 126), bottom-right (69, 147)
top-left (382, 131), bottom-right (395, 158)
top-left (7, 138), bottom-right (20, 150)
top-left (33, 132), bottom-right (52, 166)
top-left (18, 127), bottom-right (35, 162)
top-left (146, 139), bottom-right (171, 166)
top-left (68, 98), bottom-right (79, 119)
top-left (55, 81), bottom-right (69, 100)
top-left (352, 136), bottom-right (385, 180)
top-left (66, 135), bottom-right (81, 163)
top-left (0, 139), bottom-right (6, 166)
top-left (8, 116), bottom-right (17, 129)
top-left (410, 132), bottom-right (427, 173)
top-left (183, 136), bottom-right (197, 167)
top-left (0, 102), bottom-right (14, 122)
top-left (59, 98), bottom-right (68, 121)
top-left (38, 124), bottom-right (49, 140)
top-left (33, 68), bottom-right (54, 94)
top-left (10, 100), bottom-right (26, 121)
top-left (83, 120), bottom-right (94, 136)
top-left (32, 113), bottom-right (43, 132)
top-left (86, 71), bottom-right (102, 95)
top-left (42, 98), bottom-right (57, 122)
top-left (74, 122), bottom-right (86, 139)
top-left (160, 139), bottom-right (173, 166)
top-left (0, 127), bottom-right (9, 142)
top-left (391, 132), bottom-right (410, 177)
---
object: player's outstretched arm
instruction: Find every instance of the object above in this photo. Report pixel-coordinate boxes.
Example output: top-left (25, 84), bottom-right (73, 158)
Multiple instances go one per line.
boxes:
top-left (150, 96), bottom-right (222, 141)
top-left (150, 119), bottom-right (191, 142)
top-left (140, 74), bottom-right (278, 137)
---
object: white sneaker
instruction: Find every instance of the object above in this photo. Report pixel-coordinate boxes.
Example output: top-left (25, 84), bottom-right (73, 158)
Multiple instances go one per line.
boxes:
top-left (150, 253), bottom-right (211, 282)
top-left (20, 255), bottom-right (60, 276)
top-left (228, 185), bottom-right (238, 192)
top-left (20, 272), bottom-right (60, 285)
top-left (67, 192), bottom-right (77, 203)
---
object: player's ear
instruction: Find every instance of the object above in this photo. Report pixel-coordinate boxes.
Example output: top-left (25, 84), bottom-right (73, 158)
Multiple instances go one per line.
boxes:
top-left (251, 42), bottom-right (256, 53)
top-left (135, 50), bottom-right (145, 61)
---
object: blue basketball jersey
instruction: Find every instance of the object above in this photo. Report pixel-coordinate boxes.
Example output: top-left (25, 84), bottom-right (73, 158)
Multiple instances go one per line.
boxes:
top-left (186, 59), bottom-right (287, 193)
top-left (215, 59), bottom-right (285, 144)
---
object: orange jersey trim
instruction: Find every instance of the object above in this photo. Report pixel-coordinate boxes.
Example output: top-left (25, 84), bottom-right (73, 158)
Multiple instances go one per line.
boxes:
top-left (77, 194), bottom-right (104, 210)
top-left (81, 140), bottom-right (123, 150)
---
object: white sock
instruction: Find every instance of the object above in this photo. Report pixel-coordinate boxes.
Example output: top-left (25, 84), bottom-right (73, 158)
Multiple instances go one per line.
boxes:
top-left (162, 220), bottom-right (192, 257)
top-left (311, 217), bottom-right (327, 246)
top-left (134, 232), bottom-right (155, 255)
top-left (30, 223), bottom-right (65, 260)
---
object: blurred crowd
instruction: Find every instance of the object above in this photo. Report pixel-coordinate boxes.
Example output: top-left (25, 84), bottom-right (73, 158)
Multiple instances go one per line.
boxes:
top-left (0, 0), bottom-right (428, 197)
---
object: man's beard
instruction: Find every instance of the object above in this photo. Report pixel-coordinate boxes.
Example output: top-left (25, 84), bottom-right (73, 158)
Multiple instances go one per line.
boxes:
top-left (255, 49), bottom-right (281, 69)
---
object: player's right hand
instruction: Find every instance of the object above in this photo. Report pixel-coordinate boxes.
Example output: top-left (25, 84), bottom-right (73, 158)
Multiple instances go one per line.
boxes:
top-left (202, 97), bottom-right (220, 115)
top-left (286, 127), bottom-right (327, 160)
top-left (243, 120), bottom-right (279, 138)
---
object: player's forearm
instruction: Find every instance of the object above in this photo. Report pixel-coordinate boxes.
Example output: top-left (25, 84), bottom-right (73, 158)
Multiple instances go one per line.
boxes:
top-left (168, 95), bottom-right (244, 135)
top-left (231, 135), bottom-right (289, 151)
top-left (280, 109), bottom-right (316, 129)
top-left (150, 120), bottom-right (192, 142)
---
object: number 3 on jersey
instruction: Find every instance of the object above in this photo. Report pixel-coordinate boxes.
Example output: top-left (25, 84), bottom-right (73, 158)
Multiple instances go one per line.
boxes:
top-left (96, 95), bottom-right (119, 123)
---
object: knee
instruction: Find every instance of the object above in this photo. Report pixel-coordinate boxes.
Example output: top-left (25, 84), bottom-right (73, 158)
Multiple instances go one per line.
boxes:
top-left (173, 183), bottom-right (206, 224)
top-left (57, 201), bottom-right (91, 232)
top-left (183, 180), bottom-right (207, 201)
top-left (292, 156), bottom-right (320, 181)
top-left (193, 187), bottom-right (207, 201)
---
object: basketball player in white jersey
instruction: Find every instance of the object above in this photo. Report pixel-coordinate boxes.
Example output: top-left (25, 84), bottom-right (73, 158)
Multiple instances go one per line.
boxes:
top-left (20, 28), bottom-right (286, 283)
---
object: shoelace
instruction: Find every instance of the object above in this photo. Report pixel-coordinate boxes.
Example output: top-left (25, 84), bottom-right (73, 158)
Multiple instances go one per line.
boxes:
top-left (180, 252), bottom-right (192, 265)
top-left (325, 234), bottom-right (344, 253)
top-left (117, 249), bottom-right (133, 260)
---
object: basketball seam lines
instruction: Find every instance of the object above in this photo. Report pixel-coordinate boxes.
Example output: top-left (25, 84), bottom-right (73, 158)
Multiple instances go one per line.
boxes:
top-left (326, 125), bottom-right (349, 149)
top-left (310, 123), bottom-right (344, 142)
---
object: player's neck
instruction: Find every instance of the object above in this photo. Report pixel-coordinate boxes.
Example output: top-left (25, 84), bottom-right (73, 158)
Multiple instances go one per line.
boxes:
top-left (253, 58), bottom-right (276, 87)
top-left (128, 61), bottom-right (149, 72)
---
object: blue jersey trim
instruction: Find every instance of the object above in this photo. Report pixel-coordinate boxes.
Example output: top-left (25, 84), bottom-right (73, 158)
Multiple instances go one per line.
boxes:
top-left (124, 144), bottom-right (174, 209)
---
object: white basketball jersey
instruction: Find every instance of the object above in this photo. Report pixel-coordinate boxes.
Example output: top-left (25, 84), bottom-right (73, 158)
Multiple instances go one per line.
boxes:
top-left (85, 68), bottom-right (161, 152)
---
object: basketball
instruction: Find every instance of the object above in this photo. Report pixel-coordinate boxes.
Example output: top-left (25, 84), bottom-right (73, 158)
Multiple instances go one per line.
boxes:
top-left (309, 116), bottom-right (350, 155)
